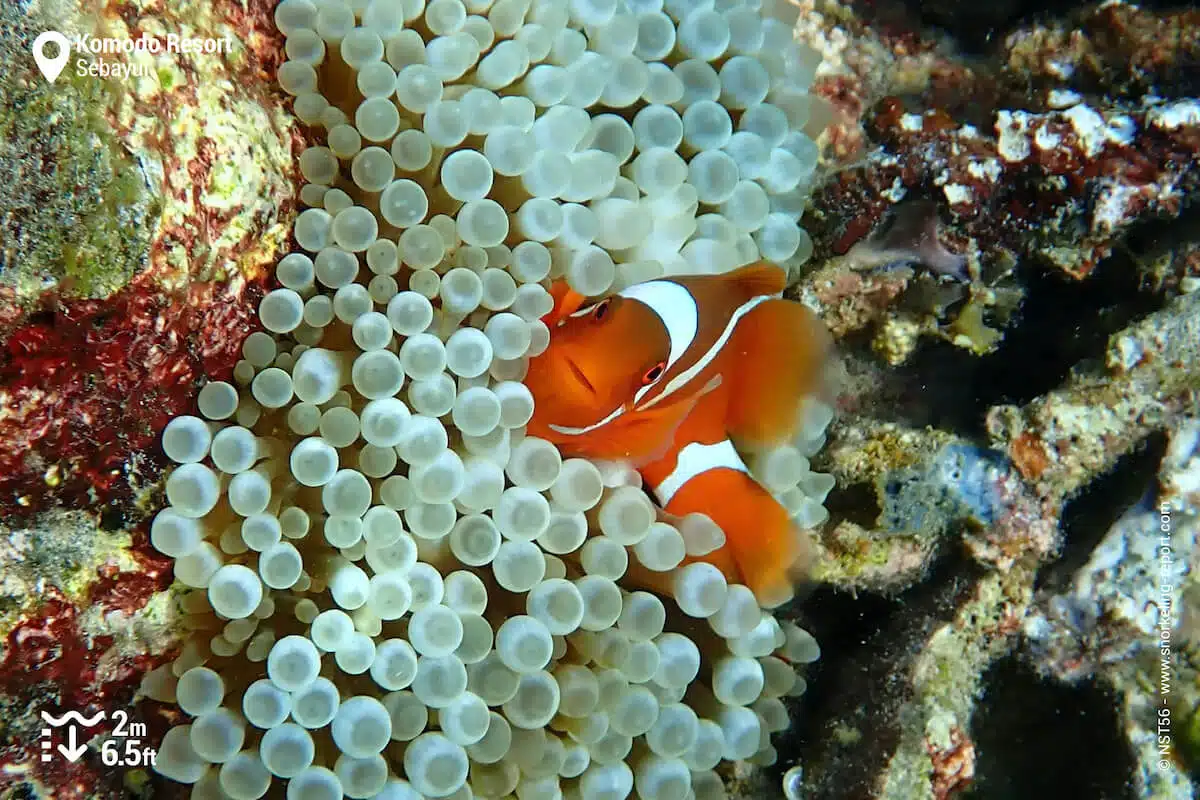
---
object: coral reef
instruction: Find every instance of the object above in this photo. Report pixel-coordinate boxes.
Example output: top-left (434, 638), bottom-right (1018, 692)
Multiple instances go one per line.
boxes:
top-left (792, 567), bottom-right (1030, 800)
top-left (813, 418), bottom-right (1057, 592)
top-left (791, 0), bottom-right (1200, 365)
top-left (766, 2), bottom-right (1200, 799)
top-left (988, 290), bottom-right (1200, 504)
top-left (785, 237), bottom-right (1200, 800)
top-left (1023, 418), bottom-right (1200, 798)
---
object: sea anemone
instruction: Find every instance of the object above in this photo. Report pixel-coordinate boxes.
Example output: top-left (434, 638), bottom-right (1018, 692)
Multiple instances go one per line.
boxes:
top-left (146, 0), bottom-right (833, 797)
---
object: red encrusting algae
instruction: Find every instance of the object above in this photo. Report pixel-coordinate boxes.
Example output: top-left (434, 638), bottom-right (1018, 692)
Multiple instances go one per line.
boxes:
top-left (0, 275), bottom-right (257, 799)
top-left (0, 276), bottom-right (266, 519)
top-left (88, 522), bottom-right (175, 616)
top-left (0, 588), bottom-right (180, 800)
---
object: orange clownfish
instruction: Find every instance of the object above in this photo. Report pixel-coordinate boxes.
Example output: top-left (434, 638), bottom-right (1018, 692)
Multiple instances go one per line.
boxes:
top-left (524, 262), bottom-right (831, 606)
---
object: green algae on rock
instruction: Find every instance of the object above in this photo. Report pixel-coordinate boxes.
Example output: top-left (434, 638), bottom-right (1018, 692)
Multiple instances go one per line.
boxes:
top-left (0, 61), bottom-right (155, 301)
top-left (0, 0), bottom-right (298, 321)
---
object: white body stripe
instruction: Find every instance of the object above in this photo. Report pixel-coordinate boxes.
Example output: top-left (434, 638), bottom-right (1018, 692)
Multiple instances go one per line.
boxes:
top-left (618, 280), bottom-right (698, 404)
top-left (637, 293), bottom-right (775, 411)
top-left (651, 439), bottom-right (749, 507)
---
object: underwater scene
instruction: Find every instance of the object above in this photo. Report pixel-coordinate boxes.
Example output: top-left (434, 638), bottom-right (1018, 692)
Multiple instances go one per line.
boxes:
top-left (0, 0), bottom-right (1197, 798)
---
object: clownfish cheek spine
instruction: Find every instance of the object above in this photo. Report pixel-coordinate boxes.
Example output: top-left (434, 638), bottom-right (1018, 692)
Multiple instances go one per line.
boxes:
top-left (148, 0), bottom-right (837, 796)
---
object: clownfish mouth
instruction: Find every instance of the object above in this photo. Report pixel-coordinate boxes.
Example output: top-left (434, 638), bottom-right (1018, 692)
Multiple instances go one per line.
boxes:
top-left (563, 356), bottom-right (596, 395)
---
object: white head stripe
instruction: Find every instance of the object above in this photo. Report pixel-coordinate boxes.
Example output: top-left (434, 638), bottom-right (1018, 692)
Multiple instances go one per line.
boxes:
top-left (618, 281), bottom-right (698, 404)
top-left (637, 293), bottom-right (775, 411)
top-left (651, 439), bottom-right (748, 507)
top-left (546, 287), bottom-right (687, 437)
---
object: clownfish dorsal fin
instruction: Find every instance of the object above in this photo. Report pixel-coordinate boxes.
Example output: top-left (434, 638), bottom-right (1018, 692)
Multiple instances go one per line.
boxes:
top-left (724, 261), bottom-right (789, 298)
top-left (723, 296), bottom-right (832, 448)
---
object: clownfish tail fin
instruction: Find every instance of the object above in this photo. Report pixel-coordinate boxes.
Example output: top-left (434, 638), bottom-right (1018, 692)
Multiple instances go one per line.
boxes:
top-left (724, 297), bottom-right (832, 448)
top-left (645, 435), bottom-right (810, 607)
top-left (659, 464), bottom-right (811, 608)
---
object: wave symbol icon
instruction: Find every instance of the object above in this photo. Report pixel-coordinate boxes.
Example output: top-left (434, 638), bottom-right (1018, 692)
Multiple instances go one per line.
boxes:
top-left (40, 710), bottom-right (106, 727)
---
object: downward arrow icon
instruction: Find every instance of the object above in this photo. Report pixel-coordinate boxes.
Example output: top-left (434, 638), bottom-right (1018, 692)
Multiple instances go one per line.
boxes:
top-left (57, 726), bottom-right (87, 762)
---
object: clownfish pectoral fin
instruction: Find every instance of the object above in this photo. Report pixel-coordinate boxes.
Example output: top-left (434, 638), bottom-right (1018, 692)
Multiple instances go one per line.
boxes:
top-left (723, 261), bottom-right (789, 298)
top-left (723, 297), bottom-right (832, 449)
top-left (605, 375), bottom-right (726, 467)
top-left (663, 466), bottom-right (812, 608)
top-left (556, 393), bottom-right (702, 467)
top-left (544, 280), bottom-right (590, 327)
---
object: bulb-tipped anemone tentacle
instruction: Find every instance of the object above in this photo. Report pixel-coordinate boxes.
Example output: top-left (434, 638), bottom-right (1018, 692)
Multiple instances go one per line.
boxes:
top-left (148, 0), bottom-right (837, 797)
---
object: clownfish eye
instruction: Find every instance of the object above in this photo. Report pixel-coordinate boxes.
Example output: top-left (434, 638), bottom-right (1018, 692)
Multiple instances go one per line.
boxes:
top-left (592, 299), bottom-right (611, 321)
top-left (641, 361), bottom-right (666, 385)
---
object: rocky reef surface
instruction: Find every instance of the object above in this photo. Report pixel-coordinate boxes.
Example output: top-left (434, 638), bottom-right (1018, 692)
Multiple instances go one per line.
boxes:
top-left (0, 0), bottom-right (292, 796)
top-left (0, 0), bottom-right (1195, 799)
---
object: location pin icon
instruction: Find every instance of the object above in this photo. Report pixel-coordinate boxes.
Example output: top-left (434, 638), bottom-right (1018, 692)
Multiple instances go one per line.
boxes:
top-left (32, 31), bottom-right (71, 84)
